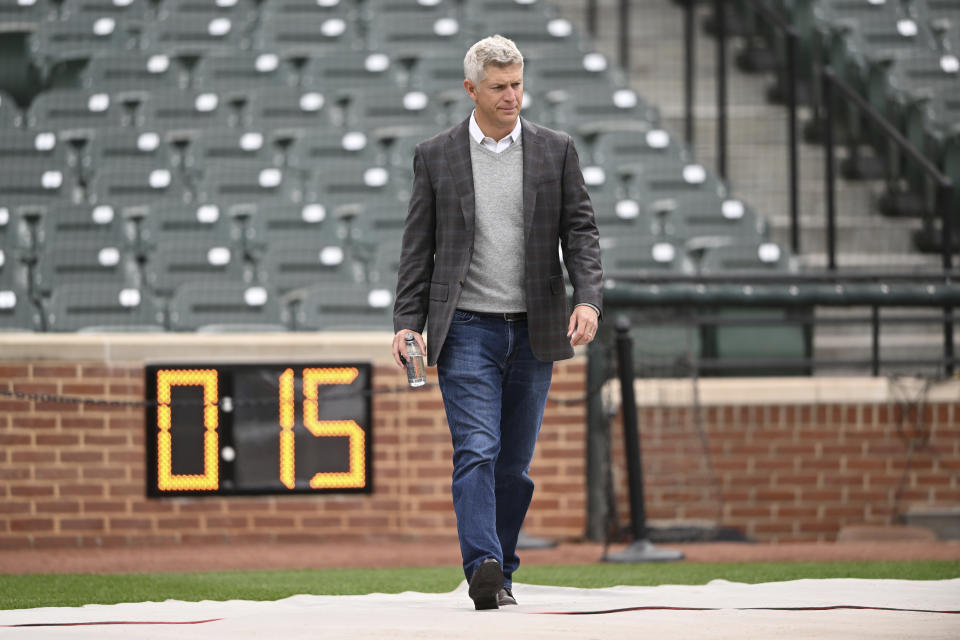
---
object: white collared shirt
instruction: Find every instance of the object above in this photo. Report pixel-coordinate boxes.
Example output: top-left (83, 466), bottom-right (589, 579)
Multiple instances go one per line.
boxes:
top-left (469, 111), bottom-right (522, 153)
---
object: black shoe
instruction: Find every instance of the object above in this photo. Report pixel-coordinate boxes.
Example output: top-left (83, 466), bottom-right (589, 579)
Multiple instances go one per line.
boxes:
top-left (468, 558), bottom-right (504, 610)
top-left (497, 587), bottom-right (517, 606)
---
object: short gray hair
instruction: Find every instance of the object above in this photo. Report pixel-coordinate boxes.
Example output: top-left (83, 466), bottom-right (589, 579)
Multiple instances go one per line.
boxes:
top-left (463, 35), bottom-right (524, 84)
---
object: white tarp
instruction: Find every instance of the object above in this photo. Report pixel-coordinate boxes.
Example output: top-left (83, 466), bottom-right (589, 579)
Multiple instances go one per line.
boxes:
top-left (2, 578), bottom-right (958, 639)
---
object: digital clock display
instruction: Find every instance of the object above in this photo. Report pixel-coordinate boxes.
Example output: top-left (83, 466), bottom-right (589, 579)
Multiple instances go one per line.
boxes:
top-left (145, 363), bottom-right (372, 497)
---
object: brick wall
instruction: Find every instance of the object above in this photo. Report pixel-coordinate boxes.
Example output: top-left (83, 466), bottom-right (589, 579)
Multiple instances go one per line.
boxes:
top-left (2, 355), bottom-right (958, 549)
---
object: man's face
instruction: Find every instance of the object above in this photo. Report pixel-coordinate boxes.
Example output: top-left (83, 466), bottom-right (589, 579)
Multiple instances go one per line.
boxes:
top-left (464, 63), bottom-right (523, 136)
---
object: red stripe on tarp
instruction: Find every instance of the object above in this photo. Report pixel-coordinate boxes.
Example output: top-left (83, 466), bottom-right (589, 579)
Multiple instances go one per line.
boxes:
top-left (1, 618), bottom-right (223, 627)
top-left (535, 605), bottom-right (960, 616)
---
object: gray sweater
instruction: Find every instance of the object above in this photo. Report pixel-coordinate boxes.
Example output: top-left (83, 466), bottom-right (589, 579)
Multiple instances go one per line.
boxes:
top-left (458, 138), bottom-right (526, 313)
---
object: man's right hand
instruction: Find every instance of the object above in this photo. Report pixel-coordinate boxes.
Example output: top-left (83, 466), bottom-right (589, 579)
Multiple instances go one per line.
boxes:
top-left (392, 330), bottom-right (426, 370)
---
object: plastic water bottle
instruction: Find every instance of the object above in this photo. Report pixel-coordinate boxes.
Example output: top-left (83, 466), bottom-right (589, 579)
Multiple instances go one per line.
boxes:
top-left (404, 333), bottom-right (426, 387)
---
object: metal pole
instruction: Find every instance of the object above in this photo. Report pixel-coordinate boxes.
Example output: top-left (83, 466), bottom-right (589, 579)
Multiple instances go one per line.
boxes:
top-left (823, 68), bottom-right (838, 271)
top-left (945, 306), bottom-right (955, 377)
top-left (786, 29), bottom-right (800, 253)
top-left (604, 317), bottom-right (684, 563)
top-left (715, 0), bottom-right (727, 180)
top-left (871, 306), bottom-right (880, 376)
top-left (615, 317), bottom-right (646, 541)
top-left (940, 182), bottom-right (954, 271)
top-left (619, 0), bottom-right (630, 79)
top-left (585, 339), bottom-right (611, 541)
top-left (587, 0), bottom-right (598, 39)
top-left (684, 0), bottom-right (695, 147)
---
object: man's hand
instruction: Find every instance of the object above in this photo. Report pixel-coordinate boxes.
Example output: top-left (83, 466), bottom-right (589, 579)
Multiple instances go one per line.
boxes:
top-left (567, 305), bottom-right (599, 347)
top-left (392, 329), bottom-right (426, 370)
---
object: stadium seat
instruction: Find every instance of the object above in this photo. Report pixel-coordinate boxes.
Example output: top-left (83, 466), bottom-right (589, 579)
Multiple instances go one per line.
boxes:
top-left (0, 90), bottom-right (23, 128)
top-left (633, 160), bottom-right (727, 202)
top-left (141, 10), bottom-right (255, 56)
top-left (243, 201), bottom-right (347, 252)
top-left (476, 14), bottom-right (584, 57)
top-left (194, 165), bottom-right (300, 211)
top-left (35, 203), bottom-right (134, 252)
top-left (591, 129), bottom-right (689, 179)
top-left (551, 88), bottom-right (660, 137)
top-left (76, 51), bottom-right (190, 94)
top-left (183, 129), bottom-right (284, 179)
top-left (344, 87), bottom-right (447, 137)
top-left (588, 194), bottom-right (656, 239)
top-left (406, 53), bottom-right (470, 101)
top-left (698, 240), bottom-right (796, 273)
top-left (526, 50), bottom-right (623, 93)
top-left (26, 89), bottom-right (128, 139)
top-left (139, 201), bottom-right (243, 254)
top-left (294, 281), bottom-right (394, 330)
top-left (362, 0), bottom-right (458, 22)
top-left (192, 52), bottom-right (299, 96)
top-left (0, 0), bottom-right (57, 25)
top-left (34, 239), bottom-right (140, 294)
top-left (241, 88), bottom-right (336, 138)
top-left (45, 283), bottom-right (165, 332)
top-left (257, 243), bottom-right (362, 294)
top-left (707, 306), bottom-right (811, 376)
top-left (156, 0), bottom-right (259, 22)
top-left (87, 165), bottom-right (189, 214)
top-left (0, 280), bottom-right (41, 332)
top-left (0, 130), bottom-right (76, 179)
top-left (29, 15), bottom-right (140, 80)
top-left (303, 159), bottom-right (399, 213)
top-left (287, 130), bottom-right (383, 174)
top-left (366, 13), bottom-right (473, 58)
top-left (144, 244), bottom-right (248, 296)
top-left (260, 0), bottom-right (359, 19)
top-left (600, 237), bottom-right (693, 275)
top-left (79, 128), bottom-right (176, 184)
top-left (0, 161), bottom-right (77, 213)
top-left (59, 0), bottom-right (152, 21)
top-left (135, 89), bottom-right (236, 139)
top-left (461, 0), bottom-right (555, 23)
top-left (255, 13), bottom-right (360, 57)
top-left (168, 280), bottom-right (288, 331)
top-left (300, 51), bottom-right (405, 100)
top-left (654, 192), bottom-right (767, 245)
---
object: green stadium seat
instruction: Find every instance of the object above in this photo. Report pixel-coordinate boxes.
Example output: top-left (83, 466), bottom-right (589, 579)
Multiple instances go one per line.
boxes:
top-left (76, 51), bottom-right (190, 94)
top-left (183, 129), bottom-right (283, 179)
top-left (655, 192), bottom-right (767, 245)
top-left (0, 0), bottom-right (56, 25)
top-left (344, 87), bottom-right (447, 137)
top-left (526, 50), bottom-right (623, 93)
top-left (633, 160), bottom-right (727, 202)
top-left (35, 203), bottom-right (134, 252)
top-left (708, 307), bottom-right (811, 376)
top-left (87, 165), bottom-right (189, 214)
top-left (366, 241), bottom-right (400, 288)
top-left (243, 201), bottom-right (346, 252)
top-left (698, 240), bottom-right (796, 273)
top-left (600, 237), bottom-right (694, 275)
top-left (386, 128), bottom-right (449, 170)
top-left (366, 13), bottom-right (473, 58)
top-left (135, 89), bottom-right (236, 138)
top-left (29, 16), bottom-right (140, 80)
top-left (476, 14), bottom-right (584, 57)
top-left (304, 159), bottom-right (399, 213)
top-left (255, 13), bottom-right (360, 57)
top-left (588, 194), bottom-right (656, 239)
top-left (168, 281), bottom-right (289, 332)
top-left (241, 88), bottom-right (336, 138)
top-left (140, 201), bottom-right (243, 254)
top-left (0, 130), bottom-right (76, 178)
top-left (407, 53), bottom-right (469, 101)
top-left (157, 0), bottom-right (259, 22)
top-left (191, 52), bottom-right (299, 95)
top-left (363, 0), bottom-right (458, 22)
top-left (294, 281), bottom-right (394, 330)
top-left (261, 0), bottom-right (358, 19)
top-left (461, 0), bottom-right (554, 22)
top-left (34, 239), bottom-right (139, 294)
top-left (194, 165), bottom-right (300, 211)
top-left (45, 283), bottom-right (165, 332)
top-left (141, 13), bottom-right (254, 57)
top-left (0, 161), bottom-right (77, 214)
top-left (300, 51), bottom-right (405, 100)
top-left (79, 128), bottom-right (175, 184)
top-left (144, 245), bottom-right (248, 296)
top-left (0, 280), bottom-right (41, 332)
top-left (591, 129), bottom-right (689, 180)
top-left (26, 89), bottom-right (128, 139)
top-left (287, 130), bottom-right (383, 174)
top-left (0, 91), bottom-right (24, 128)
top-left (257, 243), bottom-right (362, 294)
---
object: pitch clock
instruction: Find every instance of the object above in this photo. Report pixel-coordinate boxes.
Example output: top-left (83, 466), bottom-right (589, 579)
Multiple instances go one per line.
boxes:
top-left (145, 363), bottom-right (372, 497)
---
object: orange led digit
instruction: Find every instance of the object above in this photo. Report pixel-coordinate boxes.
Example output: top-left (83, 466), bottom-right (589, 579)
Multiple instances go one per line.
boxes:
top-left (302, 367), bottom-right (366, 489)
top-left (156, 369), bottom-right (219, 491)
top-left (278, 367), bottom-right (296, 490)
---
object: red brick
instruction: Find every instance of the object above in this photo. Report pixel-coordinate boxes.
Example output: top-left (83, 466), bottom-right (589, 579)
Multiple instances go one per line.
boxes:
top-left (11, 518), bottom-right (54, 532)
top-left (157, 517), bottom-right (201, 530)
top-left (62, 416), bottom-right (106, 430)
top-left (252, 516), bottom-right (295, 528)
top-left (36, 500), bottom-right (81, 514)
top-left (61, 484), bottom-right (105, 497)
top-left (11, 485), bottom-right (55, 497)
top-left (32, 536), bottom-right (82, 549)
top-left (61, 450), bottom-right (104, 464)
top-left (109, 518), bottom-right (153, 530)
top-left (61, 518), bottom-right (106, 531)
top-left (62, 383), bottom-right (107, 396)
top-left (11, 416), bottom-right (57, 429)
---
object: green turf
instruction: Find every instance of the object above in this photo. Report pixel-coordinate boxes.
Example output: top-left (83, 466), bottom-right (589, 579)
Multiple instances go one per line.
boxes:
top-left (2, 561), bottom-right (957, 610)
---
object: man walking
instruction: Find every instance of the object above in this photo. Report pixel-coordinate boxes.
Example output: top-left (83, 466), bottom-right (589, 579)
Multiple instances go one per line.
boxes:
top-left (391, 35), bottom-right (603, 610)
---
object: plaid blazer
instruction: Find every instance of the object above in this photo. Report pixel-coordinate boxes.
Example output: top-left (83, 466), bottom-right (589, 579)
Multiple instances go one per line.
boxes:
top-left (393, 117), bottom-right (603, 366)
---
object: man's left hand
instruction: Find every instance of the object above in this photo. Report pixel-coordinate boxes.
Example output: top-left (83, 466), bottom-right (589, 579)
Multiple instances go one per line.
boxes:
top-left (567, 304), bottom-right (599, 347)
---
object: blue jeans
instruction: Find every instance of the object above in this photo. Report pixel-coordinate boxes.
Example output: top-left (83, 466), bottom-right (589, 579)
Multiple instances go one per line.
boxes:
top-left (436, 310), bottom-right (554, 589)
